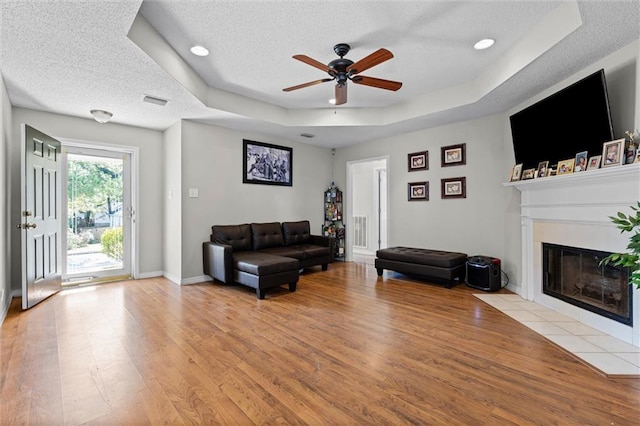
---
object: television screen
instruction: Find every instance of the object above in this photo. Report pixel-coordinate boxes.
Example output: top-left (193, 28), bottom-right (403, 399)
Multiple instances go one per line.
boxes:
top-left (509, 69), bottom-right (614, 171)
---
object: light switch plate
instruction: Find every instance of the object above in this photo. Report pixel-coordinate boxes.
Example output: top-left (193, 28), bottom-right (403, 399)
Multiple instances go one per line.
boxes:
top-left (188, 188), bottom-right (199, 198)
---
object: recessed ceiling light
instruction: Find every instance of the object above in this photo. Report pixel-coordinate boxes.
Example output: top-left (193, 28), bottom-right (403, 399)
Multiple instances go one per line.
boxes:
top-left (329, 99), bottom-right (336, 105)
top-left (190, 45), bottom-right (209, 56)
top-left (474, 38), bottom-right (495, 50)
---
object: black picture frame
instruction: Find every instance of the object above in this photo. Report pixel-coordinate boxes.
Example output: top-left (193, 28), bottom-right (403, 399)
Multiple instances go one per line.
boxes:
top-left (408, 181), bottom-right (429, 201)
top-left (441, 143), bottom-right (466, 167)
top-left (243, 139), bottom-right (292, 186)
top-left (441, 177), bottom-right (466, 199)
top-left (408, 151), bottom-right (428, 171)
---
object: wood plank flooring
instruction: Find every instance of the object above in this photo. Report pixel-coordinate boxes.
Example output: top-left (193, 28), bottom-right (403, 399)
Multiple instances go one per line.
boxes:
top-left (2, 261), bottom-right (640, 425)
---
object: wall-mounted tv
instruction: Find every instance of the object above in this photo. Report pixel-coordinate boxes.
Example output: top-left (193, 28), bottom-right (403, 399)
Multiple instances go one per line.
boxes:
top-left (509, 69), bottom-right (614, 171)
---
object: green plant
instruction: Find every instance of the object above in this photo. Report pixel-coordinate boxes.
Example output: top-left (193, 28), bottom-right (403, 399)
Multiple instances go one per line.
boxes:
top-left (101, 227), bottom-right (123, 261)
top-left (601, 202), bottom-right (640, 289)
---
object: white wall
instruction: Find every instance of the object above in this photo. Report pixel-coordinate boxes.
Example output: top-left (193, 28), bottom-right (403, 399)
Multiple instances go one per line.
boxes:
top-left (335, 113), bottom-right (512, 277)
top-left (9, 108), bottom-right (164, 291)
top-left (162, 121), bottom-right (182, 284)
top-left (178, 120), bottom-right (333, 281)
top-left (0, 73), bottom-right (12, 323)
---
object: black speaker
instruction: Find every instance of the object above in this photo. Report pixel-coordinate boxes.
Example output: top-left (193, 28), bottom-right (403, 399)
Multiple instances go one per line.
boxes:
top-left (466, 255), bottom-right (502, 291)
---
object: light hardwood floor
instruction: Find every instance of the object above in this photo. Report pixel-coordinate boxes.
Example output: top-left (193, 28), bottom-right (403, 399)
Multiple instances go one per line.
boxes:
top-left (2, 262), bottom-right (640, 424)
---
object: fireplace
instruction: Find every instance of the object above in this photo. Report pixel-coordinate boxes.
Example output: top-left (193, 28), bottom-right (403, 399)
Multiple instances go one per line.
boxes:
top-left (506, 163), bottom-right (640, 347)
top-left (542, 243), bottom-right (632, 325)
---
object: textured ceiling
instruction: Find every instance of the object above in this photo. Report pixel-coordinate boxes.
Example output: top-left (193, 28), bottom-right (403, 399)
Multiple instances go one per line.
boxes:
top-left (0, 1), bottom-right (638, 148)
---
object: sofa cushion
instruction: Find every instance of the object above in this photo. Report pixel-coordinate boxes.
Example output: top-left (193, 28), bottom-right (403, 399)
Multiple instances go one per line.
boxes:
top-left (259, 246), bottom-right (305, 260)
top-left (297, 244), bottom-right (331, 258)
top-left (251, 222), bottom-right (284, 251)
top-left (282, 220), bottom-right (311, 246)
top-left (212, 224), bottom-right (252, 252)
top-left (233, 251), bottom-right (298, 275)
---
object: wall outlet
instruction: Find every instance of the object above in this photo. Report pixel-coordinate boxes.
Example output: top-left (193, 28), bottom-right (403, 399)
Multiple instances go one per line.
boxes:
top-left (188, 188), bottom-right (199, 198)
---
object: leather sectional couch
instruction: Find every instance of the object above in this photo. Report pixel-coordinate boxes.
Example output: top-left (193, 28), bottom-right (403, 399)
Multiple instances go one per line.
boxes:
top-left (202, 220), bottom-right (334, 299)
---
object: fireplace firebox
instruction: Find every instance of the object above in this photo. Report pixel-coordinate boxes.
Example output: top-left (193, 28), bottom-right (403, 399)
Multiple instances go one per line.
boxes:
top-left (543, 243), bottom-right (632, 325)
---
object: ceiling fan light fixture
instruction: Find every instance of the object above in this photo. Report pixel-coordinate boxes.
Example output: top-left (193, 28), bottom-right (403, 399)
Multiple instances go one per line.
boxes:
top-left (190, 45), bottom-right (209, 56)
top-left (474, 38), bottom-right (495, 50)
top-left (90, 109), bottom-right (113, 124)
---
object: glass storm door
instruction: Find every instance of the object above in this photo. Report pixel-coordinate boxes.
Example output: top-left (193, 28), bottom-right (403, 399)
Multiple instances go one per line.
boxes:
top-left (62, 147), bottom-right (132, 284)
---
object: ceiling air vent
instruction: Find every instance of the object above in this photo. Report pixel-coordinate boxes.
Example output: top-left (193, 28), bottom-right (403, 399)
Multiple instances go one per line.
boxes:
top-left (143, 95), bottom-right (169, 106)
top-left (300, 133), bottom-right (315, 138)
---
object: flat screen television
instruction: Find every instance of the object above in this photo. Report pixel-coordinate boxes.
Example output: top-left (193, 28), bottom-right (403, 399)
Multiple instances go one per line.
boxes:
top-left (509, 69), bottom-right (615, 171)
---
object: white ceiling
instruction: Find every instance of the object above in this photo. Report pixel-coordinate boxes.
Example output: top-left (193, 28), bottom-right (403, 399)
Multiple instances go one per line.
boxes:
top-left (1, 1), bottom-right (638, 148)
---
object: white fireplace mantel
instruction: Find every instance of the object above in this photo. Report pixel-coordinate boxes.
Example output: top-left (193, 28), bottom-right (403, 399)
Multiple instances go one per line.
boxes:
top-left (504, 163), bottom-right (640, 347)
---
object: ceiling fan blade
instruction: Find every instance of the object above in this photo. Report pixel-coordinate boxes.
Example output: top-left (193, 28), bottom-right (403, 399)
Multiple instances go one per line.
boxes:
top-left (347, 48), bottom-right (394, 75)
top-left (335, 84), bottom-right (347, 105)
top-left (283, 78), bottom-right (333, 92)
top-left (293, 54), bottom-right (334, 74)
top-left (352, 75), bottom-right (403, 91)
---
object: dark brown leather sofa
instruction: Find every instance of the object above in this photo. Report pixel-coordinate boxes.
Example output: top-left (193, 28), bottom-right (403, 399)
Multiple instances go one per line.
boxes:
top-left (203, 221), bottom-right (334, 299)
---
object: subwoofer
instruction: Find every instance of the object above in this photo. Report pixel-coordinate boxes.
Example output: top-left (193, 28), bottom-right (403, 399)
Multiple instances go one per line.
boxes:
top-left (466, 255), bottom-right (502, 291)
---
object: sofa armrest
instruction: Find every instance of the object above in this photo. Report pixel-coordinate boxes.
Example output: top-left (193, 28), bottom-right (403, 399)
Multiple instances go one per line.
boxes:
top-left (310, 235), bottom-right (335, 252)
top-left (203, 241), bottom-right (234, 283)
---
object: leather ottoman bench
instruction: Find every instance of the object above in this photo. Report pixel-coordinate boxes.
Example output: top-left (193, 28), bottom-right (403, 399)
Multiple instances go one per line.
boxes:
top-left (375, 246), bottom-right (468, 288)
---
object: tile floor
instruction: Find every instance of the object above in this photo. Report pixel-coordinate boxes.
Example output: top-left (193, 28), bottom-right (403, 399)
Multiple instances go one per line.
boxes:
top-left (475, 293), bottom-right (640, 378)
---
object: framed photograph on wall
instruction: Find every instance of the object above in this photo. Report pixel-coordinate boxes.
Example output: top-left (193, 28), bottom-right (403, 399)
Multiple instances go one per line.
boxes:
top-left (587, 155), bottom-right (601, 170)
top-left (602, 138), bottom-right (625, 168)
top-left (509, 163), bottom-right (523, 182)
top-left (441, 143), bottom-right (466, 167)
top-left (243, 139), bottom-right (292, 186)
top-left (557, 158), bottom-right (574, 175)
top-left (408, 181), bottom-right (429, 201)
top-left (408, 151), bottom-right (428, 171)
top-left (441, 177), bottom-right (466, 199)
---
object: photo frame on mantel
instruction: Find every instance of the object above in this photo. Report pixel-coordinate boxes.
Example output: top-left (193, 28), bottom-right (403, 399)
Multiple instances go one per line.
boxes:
top-left (441, 143), bottom-right (466, 167)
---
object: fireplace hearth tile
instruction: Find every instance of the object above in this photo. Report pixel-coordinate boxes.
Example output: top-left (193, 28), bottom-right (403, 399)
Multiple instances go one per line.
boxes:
top-left (520, 321), bottom-right (572, 335)
top-left (510, 301), bottom-right (549, 311)
top-left (474, 293), bottom-right (640, 378)
top-left (502, 310), bottom-right (545, 322)
top-left (529, 310), bottom-right (574, 322)
top-left (615, 352), bottom-right (640, 367)
top-left (545, 335), bottom-right (606, 352)
top-left (574, 352), bottom-right (640, 376)
top-left (583, 336), bottom-right (640, 353)
top-left (555, 322), bottom-right (606, 336)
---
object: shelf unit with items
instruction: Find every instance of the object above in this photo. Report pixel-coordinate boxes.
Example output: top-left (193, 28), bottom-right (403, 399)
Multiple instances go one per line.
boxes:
top-left (323, 183), bottom-right (345, 260)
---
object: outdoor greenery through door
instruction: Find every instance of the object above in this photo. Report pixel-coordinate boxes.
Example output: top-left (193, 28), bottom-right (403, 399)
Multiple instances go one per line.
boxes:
top-left (64, 149), bottom-right (131, 284)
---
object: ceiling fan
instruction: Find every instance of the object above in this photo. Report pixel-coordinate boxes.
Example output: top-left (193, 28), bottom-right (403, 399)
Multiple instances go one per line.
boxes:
top-left (283, 43), bottom-right (402, 105)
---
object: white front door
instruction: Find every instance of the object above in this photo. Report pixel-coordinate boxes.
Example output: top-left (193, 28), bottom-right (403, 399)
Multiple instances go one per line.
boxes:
top-left (20, 124), bottom-right (62, 309)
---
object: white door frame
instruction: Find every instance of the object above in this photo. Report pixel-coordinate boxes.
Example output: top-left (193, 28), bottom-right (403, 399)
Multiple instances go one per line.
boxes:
top-left (346, 156), bottom-right (389, 262)
top-left (59, 138), bottom-right (139, 279)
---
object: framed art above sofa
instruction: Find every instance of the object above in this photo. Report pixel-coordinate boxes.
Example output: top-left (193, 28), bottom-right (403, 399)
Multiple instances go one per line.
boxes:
top-left (243, 139), bottom-right (293, 186)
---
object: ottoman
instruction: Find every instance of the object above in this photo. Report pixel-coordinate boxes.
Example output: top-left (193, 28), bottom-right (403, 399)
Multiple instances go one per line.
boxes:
top-left (375, 246), bottom-right (468, 288)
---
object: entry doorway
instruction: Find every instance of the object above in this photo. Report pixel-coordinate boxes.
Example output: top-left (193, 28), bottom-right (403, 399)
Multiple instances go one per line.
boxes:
top-left (346, 157), bottom-right (388, 263)
top-left (61, 144), bottom-right (135, 285)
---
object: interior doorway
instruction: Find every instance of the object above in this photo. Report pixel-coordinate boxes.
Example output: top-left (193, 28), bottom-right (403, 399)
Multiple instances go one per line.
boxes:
top-left (347, 157), bottom-right (388, 263)
top-left (61, 145), bottom-right (134, 285)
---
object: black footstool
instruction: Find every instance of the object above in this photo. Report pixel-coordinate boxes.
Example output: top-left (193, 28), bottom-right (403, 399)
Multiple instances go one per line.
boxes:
top-left (375, 246), bottom-right (468, 288)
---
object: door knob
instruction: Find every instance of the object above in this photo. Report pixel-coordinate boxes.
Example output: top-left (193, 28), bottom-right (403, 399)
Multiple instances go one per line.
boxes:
top-left (16, 223), bottom-right (37, 229)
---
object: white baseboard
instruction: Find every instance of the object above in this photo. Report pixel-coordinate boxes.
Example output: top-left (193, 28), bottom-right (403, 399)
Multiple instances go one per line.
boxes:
top-left (11, 289), bottom-right (21, 297)
top-left (0, 295), bottom-right (11, 325)
top-left (181, 275), bottom-right (212, 285)
top-left (136, 271), bottom-right (163, 279)
top-left (162, 272), bottom-right (181, 285)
